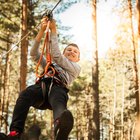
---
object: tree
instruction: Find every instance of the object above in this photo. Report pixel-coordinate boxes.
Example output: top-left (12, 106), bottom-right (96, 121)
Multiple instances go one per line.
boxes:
top-left (0, 0), bottom-right (21, 133)
top-left (20, 0), bottom-right (28, 91)
top-left (137, 0), bottom-right (140, 37)
top-left (137, 0), bottom-right (140, 117)
top-left (128, 0), bottom-right (139, 116)
top-left (0, 36), bottom-right (11, 133)
top-left (91, 0), bottom-right (100, 139)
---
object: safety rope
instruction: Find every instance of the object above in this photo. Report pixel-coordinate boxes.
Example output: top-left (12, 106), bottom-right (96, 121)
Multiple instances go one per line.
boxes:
top-left (35, 21), bottom-right (55, 79)
top-left (35, 0), bottom-right (62, 79)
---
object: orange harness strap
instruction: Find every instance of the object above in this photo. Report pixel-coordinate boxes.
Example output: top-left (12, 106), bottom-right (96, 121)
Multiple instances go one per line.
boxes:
top-left (35, 21), bottom-right (55, 79)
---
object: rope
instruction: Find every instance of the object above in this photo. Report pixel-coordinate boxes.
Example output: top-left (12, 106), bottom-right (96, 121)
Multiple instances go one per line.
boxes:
top-left (0, 23), bottom-right (40, 59)
top-left (35, 21), bottom-right (55, 79)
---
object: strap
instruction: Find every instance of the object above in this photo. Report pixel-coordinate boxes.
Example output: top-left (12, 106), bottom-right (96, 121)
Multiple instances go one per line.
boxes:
top-left (38, 81), bottom-right (46, 107)
top-left (39, 78), bottom-right (53, 107)
top-left (41, 81), bottom-right (46, 99)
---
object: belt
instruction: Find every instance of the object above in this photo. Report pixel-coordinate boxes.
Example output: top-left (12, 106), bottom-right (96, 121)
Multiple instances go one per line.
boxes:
top-left (43, 74), bottom-right (67, 88)
top-left (53, 77), bottom-right (67, 87)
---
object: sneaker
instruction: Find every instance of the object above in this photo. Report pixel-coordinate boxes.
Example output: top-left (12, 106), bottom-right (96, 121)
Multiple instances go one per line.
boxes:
top-left (8, 131), bottom-right (20, 140)
top-left (55, 110), bottom-right (74, 140)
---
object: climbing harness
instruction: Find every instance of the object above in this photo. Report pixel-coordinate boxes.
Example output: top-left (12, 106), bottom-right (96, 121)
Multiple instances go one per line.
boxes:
top-left (35, 20), bottom-right (55, 104)
top-left (36, 24), bottom-right (67, 104)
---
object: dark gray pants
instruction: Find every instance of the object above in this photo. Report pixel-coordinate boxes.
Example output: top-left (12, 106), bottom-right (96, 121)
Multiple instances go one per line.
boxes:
top-left (10, 78), bottom-right (69, 133)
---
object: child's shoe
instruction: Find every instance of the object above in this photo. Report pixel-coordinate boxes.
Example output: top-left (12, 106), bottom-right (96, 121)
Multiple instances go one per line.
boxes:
top-left (8, 131), bottom-right (20, 140)
top-left (55, 110), bottom-right (74, 140)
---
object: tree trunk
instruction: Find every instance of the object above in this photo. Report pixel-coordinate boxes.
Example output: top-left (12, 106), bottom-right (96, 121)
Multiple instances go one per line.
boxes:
top-left (137, 0), bottom-right (140, 117)
top-left (75, 92), bottom-right (81, 140)
top-left (112, 70), bottom-right (117, 140)
top-left (0, 58), bottom-right (5, 130)
top-left (0, 33), bottom-right (10, 133)
top-left (121, 67), bottom-right (125, 140)
top-left (91, 0), bottom-right (100, 139)
top-left (128, 0), bottom-right (139, 116)
top-left (4, 34), bottom-right (10, 134)
top-left (137, 0), bottom-right (140, 37)
top-left (20, 0), bottom-right (28, 91)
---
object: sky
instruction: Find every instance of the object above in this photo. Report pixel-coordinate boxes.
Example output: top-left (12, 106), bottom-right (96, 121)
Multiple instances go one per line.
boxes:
top-left (58, 1), bottom-right (118, 60)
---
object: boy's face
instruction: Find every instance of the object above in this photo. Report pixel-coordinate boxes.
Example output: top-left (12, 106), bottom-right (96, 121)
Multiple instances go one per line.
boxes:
top-left (63, 45), bottom-right (80, 62)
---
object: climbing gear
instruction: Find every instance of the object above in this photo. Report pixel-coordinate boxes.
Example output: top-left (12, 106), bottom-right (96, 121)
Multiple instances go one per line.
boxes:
top-left (0, 0), bottom-right (62, 59)
top-left (33, 0), bottom-right (65, 107)
top-left (52, 63), bottom-right (67, 86)
top-left (35, 20), bottom-right (55, 79)
top-left (40, 81), bottom-right (47, 106)
top-left (37, 74), bottom-right (67, 108)
top-left (42, 10), bottom-right (53, 20)
top-left (38, 77), bottom-right (53, 107)
top-left (54, 110), bottom-right (74, 140)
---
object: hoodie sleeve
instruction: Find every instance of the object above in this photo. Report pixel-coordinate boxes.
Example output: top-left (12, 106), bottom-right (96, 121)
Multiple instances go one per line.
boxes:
top-left (30, 40), bottom-right (46, 68)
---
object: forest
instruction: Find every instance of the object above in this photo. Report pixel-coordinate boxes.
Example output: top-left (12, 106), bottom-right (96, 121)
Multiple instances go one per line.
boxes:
top-left (0, 0), bottom-right (140, 140)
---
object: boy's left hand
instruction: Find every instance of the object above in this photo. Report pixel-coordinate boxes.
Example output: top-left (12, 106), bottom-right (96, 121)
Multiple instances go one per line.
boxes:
top-left (40, 17), bottom-right (49, 32)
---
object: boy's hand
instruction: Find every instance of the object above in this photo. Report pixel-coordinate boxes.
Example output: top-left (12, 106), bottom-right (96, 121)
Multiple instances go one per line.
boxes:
top-left (40, 17), bottom-right (57, 33)
top-left (40, 17), bottom-right (48, 32)
top-left (49, 19), bottom-right (57, 33)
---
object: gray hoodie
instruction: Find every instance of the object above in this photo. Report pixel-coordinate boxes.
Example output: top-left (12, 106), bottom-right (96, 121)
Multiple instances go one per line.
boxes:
top-left (30, 33), bottom-right (81, 86)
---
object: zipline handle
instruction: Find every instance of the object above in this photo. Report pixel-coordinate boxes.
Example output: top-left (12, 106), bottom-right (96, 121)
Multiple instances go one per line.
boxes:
top-left (42, 0), bottom-right (62, 20)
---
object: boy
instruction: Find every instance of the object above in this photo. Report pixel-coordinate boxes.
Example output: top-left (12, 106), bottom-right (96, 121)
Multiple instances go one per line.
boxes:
top-left (8, 17), bottom-right (81, 140)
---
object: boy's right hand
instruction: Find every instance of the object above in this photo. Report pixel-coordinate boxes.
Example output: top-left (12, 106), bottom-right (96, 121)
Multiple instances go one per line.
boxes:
top-left (49, 19), bottom-right (57, 33)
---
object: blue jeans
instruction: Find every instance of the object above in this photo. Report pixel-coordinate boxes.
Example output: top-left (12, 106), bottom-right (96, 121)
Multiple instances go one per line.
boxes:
top-left (10, 78), bottom-right (69, 133)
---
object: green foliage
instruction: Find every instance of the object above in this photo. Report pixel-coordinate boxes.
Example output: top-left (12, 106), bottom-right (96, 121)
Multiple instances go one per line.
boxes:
top-left (70, 76), bottom-right (87, 91)
top-left (0, 0), bottom-right (20, 32)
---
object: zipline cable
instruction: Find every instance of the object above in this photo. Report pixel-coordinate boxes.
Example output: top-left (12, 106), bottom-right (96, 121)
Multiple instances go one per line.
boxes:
top-left (0, 0), bottom-right (62, 59)
top-left (50, 0), bottom-right (62, 13)
top-left (0, 23), bottom-right (40, 59)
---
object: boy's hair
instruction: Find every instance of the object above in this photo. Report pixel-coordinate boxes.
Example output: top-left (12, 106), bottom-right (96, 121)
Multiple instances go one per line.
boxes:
top-left (67, 43), bottom-right (79, 49)
top-left (63, 43), bottom-right (80, 57)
